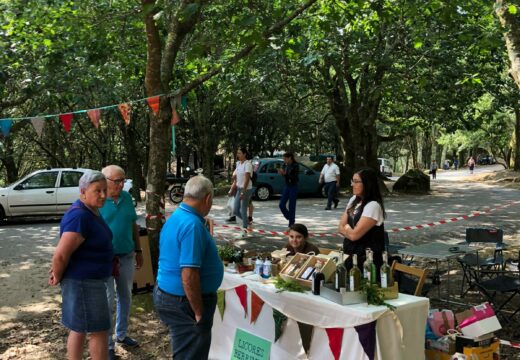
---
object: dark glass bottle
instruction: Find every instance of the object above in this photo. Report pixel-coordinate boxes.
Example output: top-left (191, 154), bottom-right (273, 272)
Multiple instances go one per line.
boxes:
top-left (312, 262), bottom-right (325, 295)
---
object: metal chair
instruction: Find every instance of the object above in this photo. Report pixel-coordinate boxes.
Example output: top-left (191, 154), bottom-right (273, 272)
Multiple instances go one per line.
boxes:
top-left (391, 261), bottom-right (430, 296)
top-left (457, 228), bottom-right (505, 297)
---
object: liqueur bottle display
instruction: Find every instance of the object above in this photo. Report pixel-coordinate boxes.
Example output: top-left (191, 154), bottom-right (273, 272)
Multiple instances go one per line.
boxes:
top-left (363, 248), bottom-right (373, 281)
top-left (368, 250), bottom-right (377, 284)
top-left (334, 248), bottom-right (346, 292)
top-left (312, 262), bottom-right (325, 295)
top-left (349, 254), bottom-right (361, 291)
top-left (255, 257), bottom-right (264, 275)
top-left (262, 258), bottom-right (272, 279)
top-left (380, 251), bottom-right (393, 288)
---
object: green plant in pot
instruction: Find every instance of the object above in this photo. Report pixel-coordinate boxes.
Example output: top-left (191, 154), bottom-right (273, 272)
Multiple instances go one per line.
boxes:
top-left (218, 244), bottom-right (237, 264)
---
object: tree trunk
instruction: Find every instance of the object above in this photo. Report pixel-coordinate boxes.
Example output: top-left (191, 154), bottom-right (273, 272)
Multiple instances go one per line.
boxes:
top-left (496, 1), bottom-right (520, 90)
top-left (514, 105), bottom-right (520, 170)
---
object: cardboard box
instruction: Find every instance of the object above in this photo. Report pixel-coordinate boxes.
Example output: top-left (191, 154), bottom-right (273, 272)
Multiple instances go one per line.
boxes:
top-left (132, 234), bottom-right (155, 293)
top-left (461, 339), bottom-right (500, 359)
top-left (455, 334), bottom-right (495, 353)
top-left (456, 303), bottom-right (501, 338)
top-left (425, 349), bottom-right (455, 360)
top-left (426, 337), bottom-right (456, 354)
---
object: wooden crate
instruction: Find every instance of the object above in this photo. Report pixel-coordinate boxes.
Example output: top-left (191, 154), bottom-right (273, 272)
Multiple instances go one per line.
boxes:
top-left (280, 253), bottom-right (312, 282)
top-left (294, 256), bottom-right (336, 288)
top-left (132, 234), bottom-right (155, 293)
top-left (381, 282), bottom-right (399, 300)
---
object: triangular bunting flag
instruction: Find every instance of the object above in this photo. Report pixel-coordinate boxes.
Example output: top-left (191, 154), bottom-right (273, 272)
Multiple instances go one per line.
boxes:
top-left (297, 322), bottom-right (314, 355)
top-left (250, 291), bottom-right (264, 324)
top-left (30, 117), bottom-right (45, 137)
top-left (354, 321), bottom-right (377, 360)
top-left (87, 109), bottom-right (101, 129)
top-left (118, 103), bottom-right (131, 125)
top-left (234, 284), bottom-right (247, 317)
top-left (59, 113), bottom-right (73, 133)
top-left (272, 309), bottom-right (288, 342)
top-left (146, 96), bottom-right (160, 116)
top-left (217, 290), bottom-right (226, 320)
top-left (0, 119), bottom-right (13, 137)
top-left (325, 328), bottom-right (344, 360)
top-left (171, 108), bottom-right (180, 125)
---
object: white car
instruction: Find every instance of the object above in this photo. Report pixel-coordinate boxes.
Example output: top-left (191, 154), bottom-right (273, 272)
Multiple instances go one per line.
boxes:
top-left (0, 168), bottom-right (135, 222)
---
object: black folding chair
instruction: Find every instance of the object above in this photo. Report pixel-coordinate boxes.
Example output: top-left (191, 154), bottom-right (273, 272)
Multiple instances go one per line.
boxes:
top-left (457, 228), bottom-right (505, 297)
top-left (473, 252), bottom-right (520, 322)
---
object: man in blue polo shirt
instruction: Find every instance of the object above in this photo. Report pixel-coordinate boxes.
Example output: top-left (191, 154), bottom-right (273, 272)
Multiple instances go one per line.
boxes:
top-left (100, 165), bottom-right (143, 359)
top-left (154, 175), bottom-right (223, 360)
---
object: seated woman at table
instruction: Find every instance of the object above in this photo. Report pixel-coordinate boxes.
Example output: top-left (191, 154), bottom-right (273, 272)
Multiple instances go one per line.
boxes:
top-left (284, 223), bottom-right (320, 256)
top-left (338, 168), bottom-right (385, 271)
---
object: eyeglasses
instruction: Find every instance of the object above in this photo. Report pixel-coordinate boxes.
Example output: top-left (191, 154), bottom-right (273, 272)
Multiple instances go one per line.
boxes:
top-left (107, 177), bottom-right (125, 185)
top-left (350, 179), bottom-right (363, 185)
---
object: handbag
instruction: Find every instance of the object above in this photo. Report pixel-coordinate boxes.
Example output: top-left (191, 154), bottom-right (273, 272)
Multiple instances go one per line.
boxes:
top-left (427, 309), bottom-right (455, 338)
top-left (226, 196), bottom-right (235, 214)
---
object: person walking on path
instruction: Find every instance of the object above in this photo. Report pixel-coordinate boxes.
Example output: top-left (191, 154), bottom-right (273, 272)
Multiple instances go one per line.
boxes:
top-left (319, 156), bottom-right (340, 210)
top-left (430, 160), bottom-right (438, 180)
top-left (154, 175), bottom-right (223, 359)
top-left (100, 165), bottom-right (143, 358)
top-left (230, 147), bottom-right (254, 237)
top-left (278, 152), bottom-right (299, 227)
top-left (48, 170), bottom-right (113, 360)
top-left (453, 158), bottom-right (459, 170)
top-left (468, 156), bottom-right (476, 174)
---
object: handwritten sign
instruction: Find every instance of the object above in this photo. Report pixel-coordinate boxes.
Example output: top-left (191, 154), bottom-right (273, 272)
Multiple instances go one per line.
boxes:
top-left (231, 328), bottom-right (271, 360)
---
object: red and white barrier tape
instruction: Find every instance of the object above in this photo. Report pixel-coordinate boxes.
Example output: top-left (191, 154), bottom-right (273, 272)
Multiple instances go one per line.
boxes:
top-left (213, 200), bottom-right (520, 237)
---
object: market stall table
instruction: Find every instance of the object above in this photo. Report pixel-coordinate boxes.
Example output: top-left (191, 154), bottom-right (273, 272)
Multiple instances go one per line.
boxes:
top-left (209, 272), bottom-right (429, 360)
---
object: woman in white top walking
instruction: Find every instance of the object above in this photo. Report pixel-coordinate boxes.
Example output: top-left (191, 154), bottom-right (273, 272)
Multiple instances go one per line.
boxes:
top-left (232, 147), bottom-right (254, 236)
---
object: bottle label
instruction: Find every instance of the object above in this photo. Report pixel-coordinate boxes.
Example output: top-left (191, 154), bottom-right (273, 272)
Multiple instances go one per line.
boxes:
top-left (381, 273), bottom-right (388, 288)
top-left (363, 268), bottom-right (369, 280)
top-left (349, 276), bottom-right (355, 291)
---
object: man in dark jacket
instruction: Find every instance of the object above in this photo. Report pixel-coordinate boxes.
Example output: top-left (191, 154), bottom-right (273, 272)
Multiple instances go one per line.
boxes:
top-left (278, 152), bottom-right (299, 227)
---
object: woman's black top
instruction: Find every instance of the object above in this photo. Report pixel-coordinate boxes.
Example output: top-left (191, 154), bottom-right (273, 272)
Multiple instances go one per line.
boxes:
top-left (342, 202), bottom-right (385, 272)
top-left (283, 162), bottom-right (299, 186)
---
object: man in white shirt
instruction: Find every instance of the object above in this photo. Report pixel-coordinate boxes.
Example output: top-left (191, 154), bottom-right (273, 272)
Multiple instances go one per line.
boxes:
top-left (319, 156), bottom-right (340, 210)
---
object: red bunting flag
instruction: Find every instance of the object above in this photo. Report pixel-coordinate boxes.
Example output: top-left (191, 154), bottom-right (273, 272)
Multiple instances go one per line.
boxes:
top-left (118, 103), bottom-right (131, 126)
top-left (325, 328), bottom-right (344, 360)
top-left (234, 285), bottom-right (247, 317)
top-left (171, 108), bottom-right (180, 125)
top-left (146, 96), bottom-right (160, 116)
top-left (59, 113), bottom-right (73, 133)
top-left (87, 109), bottom-right (101, 129)
top-left (250, 292), bottom-right (264, 324)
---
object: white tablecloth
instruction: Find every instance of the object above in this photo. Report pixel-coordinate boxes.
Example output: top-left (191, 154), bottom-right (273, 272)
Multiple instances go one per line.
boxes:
top-left (209, 273), bottom-right (429, 360)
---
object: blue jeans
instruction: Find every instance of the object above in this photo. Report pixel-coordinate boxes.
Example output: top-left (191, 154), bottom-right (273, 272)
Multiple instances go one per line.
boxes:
top-left (233, 187), bottom-right (253, 229)
top-left (107, 252), bottom-right (135, 349)
top-left (324, 181), bottom-right (337, 209)
top-left (279, 185), bottom-right (297, 226)
top-left (153, 286), bottom-right (217, 359)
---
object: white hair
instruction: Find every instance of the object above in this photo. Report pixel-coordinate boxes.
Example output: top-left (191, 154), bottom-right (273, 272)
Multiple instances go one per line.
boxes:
top-left (101, 164), bottom-right (125, 177)
top-left (79, 170), bottom-right (106, 191)
top-left (184, 175), bottom-right (213, 200)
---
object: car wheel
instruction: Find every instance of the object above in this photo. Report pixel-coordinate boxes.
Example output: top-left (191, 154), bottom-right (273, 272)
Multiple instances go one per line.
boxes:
top-left (0, 206), bottom-right (5, 224)
top-left (255, 185), bottom-right (272, 201)
top-left (169, 185), bottom-right (184, 203)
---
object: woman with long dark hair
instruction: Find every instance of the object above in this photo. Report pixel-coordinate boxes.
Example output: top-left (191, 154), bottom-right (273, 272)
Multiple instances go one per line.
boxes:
top-left (338, 168), bottom-right (386, 270)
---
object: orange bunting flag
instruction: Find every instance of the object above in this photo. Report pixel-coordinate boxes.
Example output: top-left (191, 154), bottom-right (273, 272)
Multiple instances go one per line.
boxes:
top-left (146, 96), bottom-right (160, 116)
top-left (171, 108), bottom-right (180, 125)
top-left (234, 285), bottom-right (248, 317)
top-left (118, 103), bottom-right (131, 126)
top-left (59, 113), bottom-right (73, 133)
top-left (87, 109), bottom-right (101, 129)
top-left (250, 291), bottom-right (265, 324)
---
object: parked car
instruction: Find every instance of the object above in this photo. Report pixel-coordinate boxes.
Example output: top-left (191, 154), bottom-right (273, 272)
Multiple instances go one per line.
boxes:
top-left (253, 158), bottom-right (325, 200)
top-left (378, 158), bottom-right (393, 177)
top-left (477, 155), bottom-right (496, 165)
top-left (0, 168), bottom-right (134, 222)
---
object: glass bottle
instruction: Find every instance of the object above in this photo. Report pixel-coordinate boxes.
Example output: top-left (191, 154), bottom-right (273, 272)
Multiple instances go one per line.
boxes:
top-left (312, 261), bottom-right (325, 295)
top-left (369, 250), bottom-right (377, 284)
top-left (262, 258), bottom-right (272, 279)
top-left (363, 248), bottom-right (373, 282)
top-left (334, 248), bottom-right (346, 292)
top-left (380, 251), bottom-right (393, 288)
top-left (349, 254), bottom-right (361, 291)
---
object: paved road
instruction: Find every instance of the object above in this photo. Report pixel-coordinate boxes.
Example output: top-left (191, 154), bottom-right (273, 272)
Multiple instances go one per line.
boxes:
top-left (0, 164), bottom-right (518, 320)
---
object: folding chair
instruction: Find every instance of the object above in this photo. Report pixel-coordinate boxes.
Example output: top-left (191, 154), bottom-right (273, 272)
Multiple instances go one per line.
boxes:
top-left (391, 261), bottom-right (430, 296)
top-left (473, 251), bottom-right (520, 322)
top-left (457, 228), bottom-right (505, 297)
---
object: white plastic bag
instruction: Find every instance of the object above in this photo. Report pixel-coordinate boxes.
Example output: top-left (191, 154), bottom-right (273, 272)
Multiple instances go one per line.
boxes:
top-left (226, 196), bottom-right (235, 214)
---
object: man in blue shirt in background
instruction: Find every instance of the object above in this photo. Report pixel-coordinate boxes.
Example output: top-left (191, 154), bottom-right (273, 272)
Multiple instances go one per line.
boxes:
top-left (154, 175), bottom-right (223, 360)
top-left (100, 165), bottom-right (143, 359)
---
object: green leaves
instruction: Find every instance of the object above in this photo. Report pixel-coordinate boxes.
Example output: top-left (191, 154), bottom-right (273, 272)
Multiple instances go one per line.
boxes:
top-left (508, 5), bottom-right (517, 15)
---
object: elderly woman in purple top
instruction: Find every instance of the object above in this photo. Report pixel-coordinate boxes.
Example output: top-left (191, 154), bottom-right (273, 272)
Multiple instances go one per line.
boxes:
top-left (48, 170), bottom-right (113, 360)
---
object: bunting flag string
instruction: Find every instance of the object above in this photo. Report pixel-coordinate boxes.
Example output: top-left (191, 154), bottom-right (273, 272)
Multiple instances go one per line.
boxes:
top-left (217, 290), bottom-right (226, 321)
top-left (234, 284), bottom-right (248, 317)
top-left (354, 321), bottom-right (377, 360)
top-left (250, 291), bottom-right (264, 324)
top-left (297, 321), bottom-right (314, 355)
top-left (325, 328), bottom-right (344, 360)
top-left (118, 103), bottom-right (131, 126)
top-left (87, 109), bottom-right (101, 129)
top-left (146, 96), bottom-right (160, 116)
top-left (272, 309), bottom-right (288, 343)
top-left (59, 113), bottom-right (73, 133)
top-left (30, 117), bottom-right (45, 137)
top-left (0, 119), bottom-right (13, 137)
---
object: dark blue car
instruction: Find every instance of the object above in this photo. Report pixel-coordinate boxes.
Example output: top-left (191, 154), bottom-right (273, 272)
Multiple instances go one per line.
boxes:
top-left (253, 158), bottom-right (325, 200)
